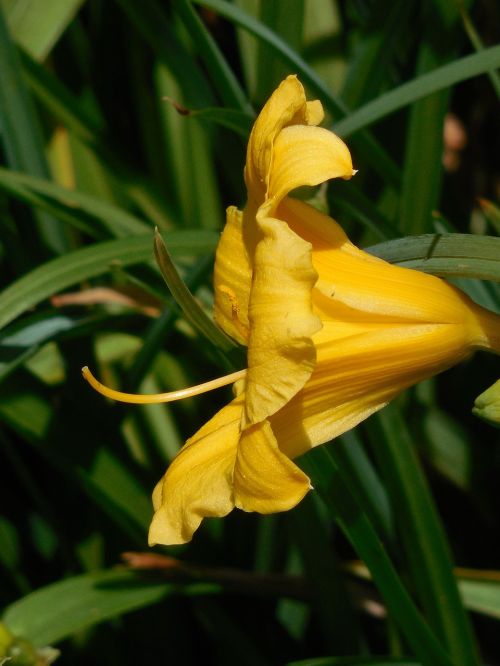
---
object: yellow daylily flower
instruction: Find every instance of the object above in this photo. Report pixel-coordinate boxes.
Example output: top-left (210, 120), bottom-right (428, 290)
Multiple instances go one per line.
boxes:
top-left (83, 75), bottom-right (500, 546)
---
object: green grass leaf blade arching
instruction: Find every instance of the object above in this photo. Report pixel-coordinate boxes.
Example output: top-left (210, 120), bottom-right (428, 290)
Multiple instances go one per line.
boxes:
top-left (2, 569), bottom-right (218, 647)
top-left (333, 44), bottom-right (500, 137)
top-left (0, 167), bottom-right (150, 238)
top-left (5, 0), bottom-right (86, 61)
top-left (457, 1), bottom-right (500, 97)
top-left (368, 233), bottom-right (500, 281)
top-left (300, 447), bottom-right (454, 666)
top-left (0, 230), bottom-right (219, 332)
top-left (399, 66), bottom-right (449, 233)
top-left (399, 3), bottom-right (459, 235)
top-left (153, 230), bottom-right (237, 354)
top-left (370, 405), bottom-right (478, 666)
top-left (0, 4), bottom-right (69, 256)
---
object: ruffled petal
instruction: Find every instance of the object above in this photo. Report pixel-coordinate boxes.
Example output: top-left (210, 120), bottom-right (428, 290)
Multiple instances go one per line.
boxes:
top-left (268, 126), bottom-right (354, 207)
top-left (244, 214), bottom-right (321, 426)
top-left (213, 206), bottom-right (252, 345)
top-left (245, 75), bottom-right (322, 202)
top-left (234, 418), bottom-right (311, 513)
top-left (148, 396), bottom-right (244, 545)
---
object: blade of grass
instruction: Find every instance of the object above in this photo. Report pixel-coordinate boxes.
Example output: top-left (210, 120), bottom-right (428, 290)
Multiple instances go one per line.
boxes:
top-left (368, 233), bottom-right (500, 281)
top-left (253, 0), bottom-right (305, 101)
top-left (369, 405), bottom-right (478, 666)
top-left (2, 569), bottom-right (218, 647)
top-left (0, 5), bottom-right (69, 256)
top-left (5, 0), bottom-right (86, 61)
top-left (333, 45), bottom-right (500, 137)
top-left (455, 0), bottom-right (500, 97)
top-left (0, 167), bottom-right (150, 238)
top-left (300, 446), bottom-right (453, 666)
top-left (153, 230), bottom-right (237, 354)
top-left (115, 0), bottom-right (214, 107)
top-left (341, 1), bottom-right (414, 107)
top-left (194, 0), bottom-right (401, 187)
top-left (21, 48), bottom-right (177, 229)
top-left (172, 0), bottom-right (252, 113)
top-left (400, 2), bottom-right (459, 234)
top-left (289, 495), bottom-right (360, 655)
top-left (0, 230), bottom-right (219, 331)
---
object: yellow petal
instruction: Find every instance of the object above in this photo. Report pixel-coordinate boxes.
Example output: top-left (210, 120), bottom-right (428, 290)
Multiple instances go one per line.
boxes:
top-left (244, 214), bottom-right (321, 426)
top-left (148, 397), bottom-right (244, 545)
top-left (245, 75), bottom-right (322, 202)
top-left (213, 206), bottom-right (252, 345)
top-left (281, 198), bottom-right (480, 324)
top-left (268, 125), bottom-right (354, 207)
top-left (270, 321), bottom-right (474, 459)
top-left (234, 418), bottom-right (311, 513)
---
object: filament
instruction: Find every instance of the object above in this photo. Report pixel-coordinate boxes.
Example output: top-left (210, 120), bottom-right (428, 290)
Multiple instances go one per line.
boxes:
top-left (82, 366), bottom-right (247, 404)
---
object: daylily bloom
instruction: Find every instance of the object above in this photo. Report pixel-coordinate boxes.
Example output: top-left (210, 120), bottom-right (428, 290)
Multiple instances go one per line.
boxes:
top-left (83, 76), bottom-right (500, 545)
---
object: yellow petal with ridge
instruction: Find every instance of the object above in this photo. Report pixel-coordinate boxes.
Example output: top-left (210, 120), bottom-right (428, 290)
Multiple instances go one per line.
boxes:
top-left (270, 322), bottom-right (475, 460)
top-left (234, 419), bottom-right (311, 513)
top-left (244, 214), bottom-right (321, 426)
top-left (213, 205), bottom-right (252, 345)
top-left (148, 396), bottom-right (244, 545)
top-left (281, 198), bottom-right (481, 324)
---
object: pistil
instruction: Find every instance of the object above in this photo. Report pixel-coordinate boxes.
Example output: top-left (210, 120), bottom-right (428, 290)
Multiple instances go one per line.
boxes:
top-left (82, 366), bottom-right (247, 404)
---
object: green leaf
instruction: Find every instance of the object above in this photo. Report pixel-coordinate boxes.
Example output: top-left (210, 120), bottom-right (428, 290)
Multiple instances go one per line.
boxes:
top-left (289, 495), bottom-right (359, 654)
top-left (194, 0), bottom-right (401, 187)
top-left (368, 233), bottom-right (500, 281)
top-left (4, 0), bottom-right (86, 61)
top-left (370, 406), bottom-right (478, 666)
top-left (2, 569), bottom-right (218, 647)
top-left (0, 167), bottom-right (150, 238)
top-left (300, 447), bottom-right (454, 666)
top-left (0, 312), bottom-right (104, 383)
top-left (0, 4), bottom-right (69, 255)
top-left (153, 229), bottom-right (237, 354)
top-left (459, 578), bottom-right (500, 620)
top-left (172, 0), bottom-right (252, 113)
top-left (334, 45), bottom-right (500, 137)
top-left (0, 230), bottom-right (219, 331)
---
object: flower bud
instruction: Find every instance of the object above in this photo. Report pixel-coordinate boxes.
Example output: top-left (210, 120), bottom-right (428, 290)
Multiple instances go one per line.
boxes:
top-left (473, 379), bottom-right (500, 426)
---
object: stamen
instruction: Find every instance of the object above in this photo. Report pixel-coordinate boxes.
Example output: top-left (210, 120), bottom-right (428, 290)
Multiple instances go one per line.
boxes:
top-left (82, 366), bottom-right (247, 404)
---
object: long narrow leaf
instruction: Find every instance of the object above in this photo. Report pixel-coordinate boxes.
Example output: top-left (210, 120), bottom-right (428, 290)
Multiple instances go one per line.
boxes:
top-left (369, 233), bottom-right (500, 281)
top-left (0, 231), bottom-right (219, 331)
top-left (300, 447), bottom-right (454, 666)
top-left (334, 45), bottom-right (500, 137)
top-left (154, 230), bottom-right (237, 353)
top-left (370, 406), bottom-right (478, 666)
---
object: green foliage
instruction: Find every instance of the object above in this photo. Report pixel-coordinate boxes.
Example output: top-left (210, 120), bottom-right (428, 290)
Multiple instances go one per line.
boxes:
top-left (0, 1), bottom-right (499, 664)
